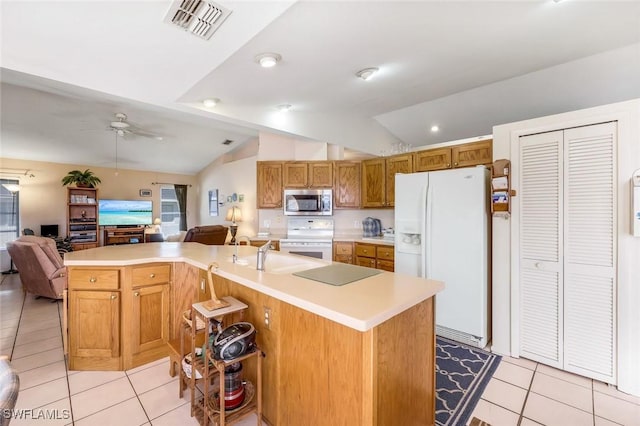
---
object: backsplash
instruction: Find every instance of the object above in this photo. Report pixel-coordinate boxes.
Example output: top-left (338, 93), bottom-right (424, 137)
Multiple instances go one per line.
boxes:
top-left (257, 208), bottom-right (394, 237)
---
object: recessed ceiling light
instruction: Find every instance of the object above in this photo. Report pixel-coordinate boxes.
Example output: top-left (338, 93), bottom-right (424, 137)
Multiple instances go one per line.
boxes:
top-left (356, 67), bottom-right (379, 81)
top-left (203, 98), bottom-right (220, 108)
top-left (430, 125), bottom-right (439, 133)
top-left (277, 104), bottom-right (292, 112)
top-left (255, 53), bottom-right (282, 68)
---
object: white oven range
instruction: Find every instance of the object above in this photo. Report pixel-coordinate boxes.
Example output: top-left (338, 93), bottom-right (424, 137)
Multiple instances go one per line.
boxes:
top-left (279, 218), bottom-right (334, 260)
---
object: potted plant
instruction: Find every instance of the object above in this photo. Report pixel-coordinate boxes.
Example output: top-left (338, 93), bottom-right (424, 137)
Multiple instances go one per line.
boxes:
top-left (61, 169), bottom-right (102, 188)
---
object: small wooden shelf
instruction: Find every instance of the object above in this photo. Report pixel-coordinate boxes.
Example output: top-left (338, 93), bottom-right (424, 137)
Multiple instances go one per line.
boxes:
top-left (491, 159), bottom-right (513, 217)
top-left (67, 187), bottom-right (99, 250)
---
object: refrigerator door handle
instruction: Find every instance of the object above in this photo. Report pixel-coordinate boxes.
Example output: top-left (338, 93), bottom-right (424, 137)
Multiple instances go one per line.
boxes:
top-left (421, 181), bottom-right (430, 278)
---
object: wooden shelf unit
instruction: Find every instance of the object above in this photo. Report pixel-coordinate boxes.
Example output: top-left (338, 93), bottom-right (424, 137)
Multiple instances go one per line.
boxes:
top-left (67, 187), bottom-right (99, 250)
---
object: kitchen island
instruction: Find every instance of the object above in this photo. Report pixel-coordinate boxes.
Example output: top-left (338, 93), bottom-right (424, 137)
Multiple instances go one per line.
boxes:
top-left (64, 242), bottom-right (444, 425)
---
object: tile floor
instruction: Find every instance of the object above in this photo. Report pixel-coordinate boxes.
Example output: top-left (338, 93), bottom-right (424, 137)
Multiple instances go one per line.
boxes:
top-left (0, 274), bottom-right (262, 426)
top-left (2, 273), bottom-right (640, 425)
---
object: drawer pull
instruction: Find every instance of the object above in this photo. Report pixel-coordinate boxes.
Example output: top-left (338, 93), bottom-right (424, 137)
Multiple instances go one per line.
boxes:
top-left (363, 249), bottom-right (368, 253)
top-left (111, 294), bottom-right (117, 300)
top-left (149, 273), bottom-right (156, 278)
top-left (134, 292), bottom-right (140, 297)
top-left (89, 277), bottom-right (97, 283)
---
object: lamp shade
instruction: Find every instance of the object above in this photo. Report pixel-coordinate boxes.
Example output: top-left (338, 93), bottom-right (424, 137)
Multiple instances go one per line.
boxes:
top-left (154, 218), bottom-right (162, 225)
top-left (225, 206), bottom-right (242, 223)
top-left (2, 184), bottom-right (20, 193)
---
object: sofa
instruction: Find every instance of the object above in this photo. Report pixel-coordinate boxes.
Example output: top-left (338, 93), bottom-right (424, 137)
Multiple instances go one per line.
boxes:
top-left (6, 235), bottom-right (67, 300)
top-left (183, 225), bottom-right (228, 245)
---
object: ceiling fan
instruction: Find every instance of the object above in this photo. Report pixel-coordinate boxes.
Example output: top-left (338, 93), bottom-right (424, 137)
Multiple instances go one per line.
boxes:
top-left (108, 113), bottom-right (163, 140)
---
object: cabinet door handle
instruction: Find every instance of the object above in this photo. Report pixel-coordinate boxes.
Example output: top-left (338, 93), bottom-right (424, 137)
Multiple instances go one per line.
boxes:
top-left (446, 163), bottom-right (451, 167)
top-left (454, 162), bottom-right (458, 166)
top-left (89, 277), bottom-right (97, 283)
top-left (149, 273), bottom-right (155, 278)
top-left (134, 292), bottom-right (140, 297)
top-left (111, 294), bottom-right (117, 300)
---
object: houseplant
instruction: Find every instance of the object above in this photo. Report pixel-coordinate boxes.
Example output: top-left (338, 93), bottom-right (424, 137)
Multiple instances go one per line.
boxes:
top-left (61, 169), bottom-right (102, 188)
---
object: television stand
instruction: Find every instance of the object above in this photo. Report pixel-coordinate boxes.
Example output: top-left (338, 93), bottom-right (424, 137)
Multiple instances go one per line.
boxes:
top-left (103, 226), bottom-right (146, 245)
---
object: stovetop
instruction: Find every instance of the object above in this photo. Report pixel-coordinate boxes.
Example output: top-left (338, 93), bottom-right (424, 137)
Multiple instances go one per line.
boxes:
top-left (284, 217), bottom-right (334, 241)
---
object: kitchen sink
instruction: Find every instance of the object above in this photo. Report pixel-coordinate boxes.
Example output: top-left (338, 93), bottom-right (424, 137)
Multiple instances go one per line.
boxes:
top-left (227, 252), bottom-right (326, 275)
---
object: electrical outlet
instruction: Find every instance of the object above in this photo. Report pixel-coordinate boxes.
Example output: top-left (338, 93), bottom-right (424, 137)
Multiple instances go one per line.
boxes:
top-left (354, 220), bottom-right (361, 228)
top-left (263, 220), bottom-right (271, 228)
top-left (263, 306), bottom-right (272, 330)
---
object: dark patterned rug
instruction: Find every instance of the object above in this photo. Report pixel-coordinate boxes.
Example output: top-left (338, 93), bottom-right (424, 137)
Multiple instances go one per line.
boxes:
top-left (436, 336), bottom-right (501, 426)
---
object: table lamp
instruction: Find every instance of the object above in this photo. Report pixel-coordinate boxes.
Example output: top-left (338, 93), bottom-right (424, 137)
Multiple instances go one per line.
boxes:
top-left (153, 217), bottom-right (161, 233)
top-left (225, 206), bottom-right (242, 244)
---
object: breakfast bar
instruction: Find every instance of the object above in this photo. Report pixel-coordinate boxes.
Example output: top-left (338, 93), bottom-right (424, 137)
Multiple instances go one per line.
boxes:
top-left (64, 242), bottom-right (444, 425)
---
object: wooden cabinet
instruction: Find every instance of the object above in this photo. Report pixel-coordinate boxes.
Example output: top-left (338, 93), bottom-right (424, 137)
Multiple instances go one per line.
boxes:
top-left (67, 187), bottom-right (99, 250)
top-left (67, 262), bottom-right (171, 371)
top-left (414, 147), bottom-right (453, 172)
top-left (103, 226), bottom-right (145, 245)
top-left (68, 267), bottom-right (121, 370)
top-left (333, 241), bottom-right (354, 264)
top-left (333, 161), bottom-right (361, 209)
top-left (414, 139), bottom-right (493, 172)
top-left (361, 154), bottom-right (412, 208)
top-left (452, 140), bottom-right (493, 168)
top-left (257, 161), bottom-right (283, 209)
top-left (283, 161), bottom-right (333, 188)
top-left (355, 242), bottom-right (394, 272)
top-left (129, 264), bottom-right (171, 366)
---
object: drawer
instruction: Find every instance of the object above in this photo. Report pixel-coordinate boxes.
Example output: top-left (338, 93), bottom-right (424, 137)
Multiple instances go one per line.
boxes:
top-left (356, 257), bottom-right (376, 268)
top-left (132, 264), bottom-right (171, 286)
top-left (376, 246), bottom-right (394, 261)
top-left (377, 259), bottom-right (395, 272)
top-left (69, 269), bottom-right (120, 290)
top-left (355, 243), bottom-right (376, 258)
top-left (334, 254), bottom-right (353, 265)
top-left (334, 242), bottom-right (353, 255)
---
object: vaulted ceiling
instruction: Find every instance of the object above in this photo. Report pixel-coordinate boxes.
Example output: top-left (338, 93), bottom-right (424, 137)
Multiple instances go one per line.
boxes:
top-left (2, 1), bottom-right (639, 174)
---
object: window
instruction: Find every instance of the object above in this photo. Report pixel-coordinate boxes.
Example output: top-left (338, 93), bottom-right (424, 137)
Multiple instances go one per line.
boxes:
top-left (160, 186), bottom-right (181, 237)
top-left (0, 179), bottom-right (20, 247)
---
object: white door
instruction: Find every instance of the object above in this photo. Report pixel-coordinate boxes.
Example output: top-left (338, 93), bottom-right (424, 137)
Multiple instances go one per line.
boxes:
top-left (517, 130), bottom-right (564, 368)
top-left (516, 122), bottom-right (617, 384)
top-left (563, 123), bottom-right (616, 382)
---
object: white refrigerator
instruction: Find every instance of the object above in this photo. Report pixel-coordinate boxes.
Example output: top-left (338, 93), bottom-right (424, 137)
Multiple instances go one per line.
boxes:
top-left (395, 166), bottom-right (490, 348)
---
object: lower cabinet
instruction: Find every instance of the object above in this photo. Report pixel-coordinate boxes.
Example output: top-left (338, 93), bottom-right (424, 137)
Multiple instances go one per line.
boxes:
top-left (333, 241), bottom-right (354, 264)
top-left (355, 242), bottom-right (395, 272)
top-left (130, 283), bottom-right (170, 365)
top-left (68, 289), bottom-right (120, 370)
top-left (67, 262), bottom-right (171, 371)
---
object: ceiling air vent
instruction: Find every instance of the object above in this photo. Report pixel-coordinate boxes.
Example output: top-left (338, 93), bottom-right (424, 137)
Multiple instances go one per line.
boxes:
top-left (164, 0), bottom-right (232, 40)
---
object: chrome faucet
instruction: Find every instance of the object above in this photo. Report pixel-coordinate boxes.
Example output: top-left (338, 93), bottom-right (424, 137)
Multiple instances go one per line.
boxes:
top-left (233, 235), bottom-right (251, 263)
top-left (256, 240), bottom-right (272, 271)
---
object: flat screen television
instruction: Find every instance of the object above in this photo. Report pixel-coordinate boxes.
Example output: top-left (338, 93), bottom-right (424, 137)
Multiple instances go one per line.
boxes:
top-left (98, 199), bottom-right (153, 227)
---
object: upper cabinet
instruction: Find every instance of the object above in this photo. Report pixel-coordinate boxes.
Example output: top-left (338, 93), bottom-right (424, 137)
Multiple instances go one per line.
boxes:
top-left (283, 161), bottom-right (333, 188)
top-left (333, 161), bottom-right (361, 209)
top-left (414, 140), bottom-right (492, 172)
top-left (257, 161), bottom-right (283, 209)
top-left (452, 140), bottom-right (493, 168)
top-left (361, 154), bottom-right (412, 208)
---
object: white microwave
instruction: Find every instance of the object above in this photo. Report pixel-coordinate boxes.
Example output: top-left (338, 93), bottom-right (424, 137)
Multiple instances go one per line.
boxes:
top-left (283, 189), bottom-right (332, 216)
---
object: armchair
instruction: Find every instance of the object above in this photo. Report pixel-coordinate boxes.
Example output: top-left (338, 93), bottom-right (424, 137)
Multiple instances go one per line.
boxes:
top-left (6, 235), bottom-right (67, 300)
top-left (183, 225), bottom-right (228, 245)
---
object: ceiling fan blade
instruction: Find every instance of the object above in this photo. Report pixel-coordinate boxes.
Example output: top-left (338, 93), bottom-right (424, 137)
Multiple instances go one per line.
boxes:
top-left (130, 127), bottom-right (163, 140)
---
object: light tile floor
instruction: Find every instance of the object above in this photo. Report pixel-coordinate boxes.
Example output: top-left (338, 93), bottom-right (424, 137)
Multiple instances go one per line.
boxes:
top-left (0, 274), bottom-right (262, 426)
top-left (2, 273), bottom-right (640, 425)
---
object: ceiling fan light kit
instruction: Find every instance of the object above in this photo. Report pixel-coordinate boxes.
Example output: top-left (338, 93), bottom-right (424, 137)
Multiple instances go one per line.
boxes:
top-left (107, 112), bottom-right (163, 140)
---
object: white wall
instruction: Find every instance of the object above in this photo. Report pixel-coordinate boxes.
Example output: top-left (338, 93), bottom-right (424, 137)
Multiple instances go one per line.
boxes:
top-left (492, 99), bottom-right (640, 396)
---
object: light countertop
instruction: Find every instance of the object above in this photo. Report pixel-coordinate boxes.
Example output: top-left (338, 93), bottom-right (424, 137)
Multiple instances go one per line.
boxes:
top-left (64, 242), bottom-right (441, 332)
top-left (251, 234), bottom-right (396, 246)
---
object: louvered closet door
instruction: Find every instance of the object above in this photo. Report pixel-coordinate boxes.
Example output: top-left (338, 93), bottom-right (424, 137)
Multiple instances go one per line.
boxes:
top-left (518, 131), bottom-right (564, 367)
top-left (563, 122), bottom-right (616, 383)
